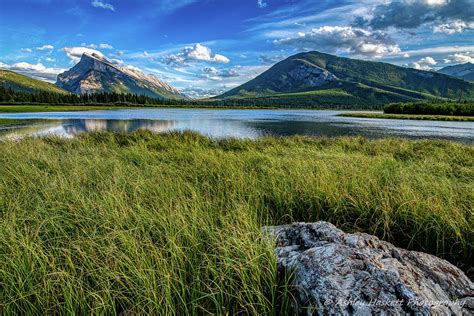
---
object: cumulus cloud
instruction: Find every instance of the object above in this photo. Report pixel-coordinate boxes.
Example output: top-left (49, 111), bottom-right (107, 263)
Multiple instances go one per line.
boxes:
top-left (443, 52), bottom-right (474, 64)
top-left (201, 66), bottom-right (241, 81)
top-left (36, 44), bottom-right (54, 51)
top-left (0, 62), bottom-right (65, 82)
top-left (63, 47), bottom-right (105, 63)
top-left (21, 48), bottom-right (33, 53)
top-left (354, 0), bottom-right (474, 32)
top-left (275, 26), bottom-right (400, 58)
top-left (433, 20), bottom-right (474, 34)
top-left (91, 0), bottom-right (115, 11)
top-left (409, 56), bottom-right (438, 70)
top-left (164, 43), bottom-right (230, 66)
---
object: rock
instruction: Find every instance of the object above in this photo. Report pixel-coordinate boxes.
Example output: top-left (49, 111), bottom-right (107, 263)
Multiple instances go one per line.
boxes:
top-left (263, 222), bottom-right (473, 315)
top-left (288, 64), bottom-right (337, 88)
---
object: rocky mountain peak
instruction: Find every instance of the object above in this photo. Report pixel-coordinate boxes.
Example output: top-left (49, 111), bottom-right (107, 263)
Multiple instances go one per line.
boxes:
top-left (55, 53), bottom-right (185, 99)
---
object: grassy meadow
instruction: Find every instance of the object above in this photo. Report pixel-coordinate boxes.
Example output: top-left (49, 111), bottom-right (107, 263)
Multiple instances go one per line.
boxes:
top-left (0, 131), bottom-right (473, 314)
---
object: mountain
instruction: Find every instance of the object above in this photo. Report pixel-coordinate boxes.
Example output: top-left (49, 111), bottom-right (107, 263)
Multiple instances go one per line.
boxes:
top-left (438, 63), bottom-right (474, 82)
top-left (0, 69), bottom-right (68, 94)
top-left (56, 53), bottom-right (185, 99)
top-left (218, 51), bottom-right (474, 106)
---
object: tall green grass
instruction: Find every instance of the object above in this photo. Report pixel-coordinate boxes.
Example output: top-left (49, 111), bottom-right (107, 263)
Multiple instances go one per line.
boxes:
top-left (1, 132), bottom-right (472, 314)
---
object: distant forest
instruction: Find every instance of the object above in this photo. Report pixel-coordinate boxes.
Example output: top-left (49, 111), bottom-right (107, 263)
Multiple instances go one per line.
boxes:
top-left (0, 85), bottom-right (381, 109)
top-left (1, 85), bottom-right (472, 111)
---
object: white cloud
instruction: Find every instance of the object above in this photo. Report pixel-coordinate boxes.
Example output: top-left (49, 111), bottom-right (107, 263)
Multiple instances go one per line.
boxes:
top-left (420, 56), bottom-right (437, 65)
top-left (433, 20), bottom-right (474, 34)
top-left (164, 43), bottom-right (230, 66)
top-left (201, 66), bottom-right (241, 81)
top-left (409, 56), bottom-right (437, 70)
top-left (444, 52), bottom-right (474, 64)
top-left (36, 45), bottom-right (54, 51)
top-left (257, 0), bottom-right (267, 9)
top-left (203, 66), bottom-right (219, 75)
top-left (99, 43), bottom-right (114, 49)
top-left (275, 26), bottom-right (400, 58)
top-left (180, 86), bottom-right (229, 98)
top-left (63, 47), bottom-right (105, 63)
top-left (91, 0), bottom-right (115, 11)
top-left (0, 62), bottom-right (65, 82)
top-left (399, 45), bottom-right (474, 57)
top-left (425, 0), bottom-right (448, 6)
top-left (81, 43), bottom-right (98, 49)
top-left (79, 43), bottom-right (113, 50)
top-left (21, 48), bottom-right (33, 53)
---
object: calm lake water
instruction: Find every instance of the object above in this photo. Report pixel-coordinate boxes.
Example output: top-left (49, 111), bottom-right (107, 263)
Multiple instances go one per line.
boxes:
top-left (0, 109), bottom-right (472, 143)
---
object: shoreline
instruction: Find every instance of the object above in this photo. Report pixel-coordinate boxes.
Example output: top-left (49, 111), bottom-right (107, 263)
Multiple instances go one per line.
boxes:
top-left (338, 112), bottom-right (474, 122)
top-left (0, 104), bottom-right (381, 113)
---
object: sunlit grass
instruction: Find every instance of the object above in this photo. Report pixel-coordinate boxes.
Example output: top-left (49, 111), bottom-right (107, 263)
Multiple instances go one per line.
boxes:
top-left (0, 131), bottom-right (472, 314)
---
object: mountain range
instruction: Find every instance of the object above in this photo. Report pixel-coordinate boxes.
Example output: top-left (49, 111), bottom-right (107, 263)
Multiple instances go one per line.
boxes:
top-left (1, 51), bottom-right (474, 106)
top-left (217, 51), bottom-right (474, 105)
top-left (56, 53), bottom-right (185, 100)
top-left (438, 63), bottom-right (474, 82)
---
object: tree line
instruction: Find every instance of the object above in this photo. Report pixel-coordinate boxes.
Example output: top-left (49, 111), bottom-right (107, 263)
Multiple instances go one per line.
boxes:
top-left (384, 102), bottom-right (473, 116)
top-left (0, 86), bottom-right (386, 109)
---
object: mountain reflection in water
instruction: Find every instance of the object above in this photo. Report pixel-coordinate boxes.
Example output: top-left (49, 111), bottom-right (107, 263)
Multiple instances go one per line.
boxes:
top-left (63, 119), bottom-right (175, 134)
top-left (0, 119), bottom-right (176, 139)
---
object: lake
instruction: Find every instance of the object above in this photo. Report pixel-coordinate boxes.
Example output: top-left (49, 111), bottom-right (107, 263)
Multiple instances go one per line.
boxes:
top-left (0, 109), bottom-right (472, 143)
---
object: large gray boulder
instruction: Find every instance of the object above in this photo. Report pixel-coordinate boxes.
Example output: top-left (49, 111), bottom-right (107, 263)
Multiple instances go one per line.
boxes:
top-left (264, 222), bottom-right (473, 315)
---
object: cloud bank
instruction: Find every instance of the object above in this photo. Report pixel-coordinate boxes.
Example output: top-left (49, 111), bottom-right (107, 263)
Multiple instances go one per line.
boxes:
top-left (275, 26), bottom-right (400, 58)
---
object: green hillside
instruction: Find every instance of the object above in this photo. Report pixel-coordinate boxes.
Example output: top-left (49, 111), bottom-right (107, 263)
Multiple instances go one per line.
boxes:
top-left (0, 69), bottom-right (68, 95)
top-left (438, 63), bottom-right (474, 82)
top-left (218, 51), bottom-right (474, 106)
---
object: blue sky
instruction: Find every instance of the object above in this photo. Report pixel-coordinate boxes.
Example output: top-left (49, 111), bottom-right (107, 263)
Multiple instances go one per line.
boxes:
top-left (1, 0), bottom-right (473, 97)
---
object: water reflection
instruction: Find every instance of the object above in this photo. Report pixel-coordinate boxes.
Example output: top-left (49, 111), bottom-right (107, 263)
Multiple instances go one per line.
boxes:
top-left (1, 119), bottom-right (176, 139)
top-left (63, 119), bottom-right (175, 134)
top-left (0, 109), bottom-right (472, 143)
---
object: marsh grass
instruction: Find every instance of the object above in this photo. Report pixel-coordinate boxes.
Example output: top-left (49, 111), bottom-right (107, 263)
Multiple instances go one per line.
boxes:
top-left (0, 131), bottom-right (472, 314)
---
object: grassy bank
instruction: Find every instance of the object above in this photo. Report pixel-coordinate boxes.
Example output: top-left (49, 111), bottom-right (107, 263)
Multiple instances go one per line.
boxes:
top-left (1, 132), bottom-right (472, 314)
top-left (338, 112), bottom-right (474, 121)
top-left (0, 105), bottom-right (134, 113)
top-left (0, 104), bottom-right (285, 113)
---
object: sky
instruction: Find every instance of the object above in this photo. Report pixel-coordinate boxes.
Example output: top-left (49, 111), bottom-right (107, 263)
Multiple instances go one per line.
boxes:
top-left (0, 0), bottom-right (473, 98)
